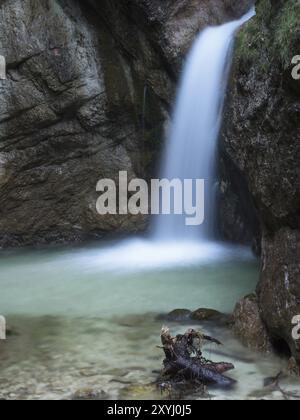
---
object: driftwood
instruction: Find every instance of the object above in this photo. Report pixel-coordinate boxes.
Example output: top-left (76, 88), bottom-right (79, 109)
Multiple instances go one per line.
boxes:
top-left (158, 327), bottom-right (236, 395)
top-left (264, 372), bottom-right (300, 400)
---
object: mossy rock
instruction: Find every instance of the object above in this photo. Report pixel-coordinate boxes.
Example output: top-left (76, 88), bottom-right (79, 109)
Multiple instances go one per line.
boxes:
top-left (190, 308), bottom-right (222, 322)
top-left (235, 0), bottom-right (300, 70)
top-left (72, 388), bottom-right (108, 400)
top-left (165, 309), bottom-right (192, 322)
top-left (120, 384), bottom-right (157, 400)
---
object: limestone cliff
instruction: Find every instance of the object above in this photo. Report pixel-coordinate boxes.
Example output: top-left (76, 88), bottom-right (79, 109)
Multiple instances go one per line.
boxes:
top-left (222, 0), bottom-right (300, 361)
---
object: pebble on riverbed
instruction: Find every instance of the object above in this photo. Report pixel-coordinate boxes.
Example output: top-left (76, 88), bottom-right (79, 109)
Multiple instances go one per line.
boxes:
top-left (190, 308), bottom-right (223, 322)
top-left (72, 388), bottom-right (108, 400)
top-left (162, 308), bottom-right (224, 323)
top-left (287, 357), bottom-right (300, 377)
top-left (165, 309), bottom-right (192, 322)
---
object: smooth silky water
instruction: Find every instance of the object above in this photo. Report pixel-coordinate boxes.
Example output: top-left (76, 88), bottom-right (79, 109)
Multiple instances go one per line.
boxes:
top-left (1, 8), bottom-right (299, 401)
top-left (0, 242), bottom-right (298, 400)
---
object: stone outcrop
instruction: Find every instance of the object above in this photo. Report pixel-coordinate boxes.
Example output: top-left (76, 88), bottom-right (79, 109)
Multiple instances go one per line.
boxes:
top-left (223, 0), bottom-right (300, 361)
top-left (0, 0), bottom-right (149, 246)
top-left (232, 294), bottom-right (272, 352)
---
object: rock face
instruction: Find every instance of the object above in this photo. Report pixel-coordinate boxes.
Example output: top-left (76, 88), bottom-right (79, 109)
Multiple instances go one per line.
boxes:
top-left (223, 0), bottom-right (300, 361)
top-left (0, 0), bottom-right (152, 246)
top-left (258, 229), bottom-right (300, 359)
top-left (218, 154), bottom-right (260, 249)
top-left (0, 0), bottom-right (253, 247)
top-left (232, 294), bottom-right (272, 352)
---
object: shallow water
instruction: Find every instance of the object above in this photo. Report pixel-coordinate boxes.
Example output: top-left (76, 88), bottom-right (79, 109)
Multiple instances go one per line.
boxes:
top-left (0, 239), bottom-right (299, 400)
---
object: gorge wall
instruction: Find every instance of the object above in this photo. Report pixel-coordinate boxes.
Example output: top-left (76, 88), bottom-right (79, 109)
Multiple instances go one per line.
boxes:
top-left (222, 0), bottom-right (300, 361)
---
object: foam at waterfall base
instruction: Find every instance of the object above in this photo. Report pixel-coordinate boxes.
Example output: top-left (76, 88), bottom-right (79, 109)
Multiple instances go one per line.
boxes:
top-left (76, 239), bottom-right (254, 273)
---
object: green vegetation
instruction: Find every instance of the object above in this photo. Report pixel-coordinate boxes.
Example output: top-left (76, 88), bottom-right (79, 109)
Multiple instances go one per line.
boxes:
top-left (274, 0), bottom-right (300, 67)
top-left (235, 0), bottom-right (300, 69)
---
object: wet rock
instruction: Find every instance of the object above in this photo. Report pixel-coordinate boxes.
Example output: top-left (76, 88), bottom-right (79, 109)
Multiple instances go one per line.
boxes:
top-left (218, 155), bottom-right (261, 248)
top-left (222, 0), bottom-right (300, 362)
top-left (191, 308), bottom-right (223, 322)
top-left (79, 369), bottom-right (100, 378)
top-left (163, 308), bottom-right (226, 323)
top-left (287, 357), bottom-right (300, 377)
top-left (72, 388), bottom-right (108, 401)
top-left (120, 384), bottom-right (157, 400)
top-left (116, 313), bottom-right (156, 328)
top-left (232, 294), bottom-right (272, 352)
top-left (247, 388), bottom-right (276, 400)
top-left (165, 309), bottom-right (192, 322)
top-left (5, 325), bottom-right (18, 337)
top-left (258, 229), bottom-right (300, 363)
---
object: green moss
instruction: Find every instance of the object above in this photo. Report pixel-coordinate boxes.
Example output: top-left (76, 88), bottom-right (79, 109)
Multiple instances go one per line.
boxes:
top-left (235, 0), bottom-right (300, 70)
top-left (235, 0), bottom-right (272, 64)
top-left (274, 0), bottom-right (300, 68)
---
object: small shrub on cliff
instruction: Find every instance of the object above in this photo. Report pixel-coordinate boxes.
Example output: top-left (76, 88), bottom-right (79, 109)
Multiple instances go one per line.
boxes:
top-left (235, 0), bottom-right (300, 70)
top-left (274, 0), bottom-right (300, 68)
top-left (235, 0), bottom-right (272, 66)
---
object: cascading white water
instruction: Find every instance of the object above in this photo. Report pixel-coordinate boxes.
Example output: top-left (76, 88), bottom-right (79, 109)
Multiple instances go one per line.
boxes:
top-left (154, 8), bottom-right (255, 241)
top-left (78, 8), bottom-right (255, 272)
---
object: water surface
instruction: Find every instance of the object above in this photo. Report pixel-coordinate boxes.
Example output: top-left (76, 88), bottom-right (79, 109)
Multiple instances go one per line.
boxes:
top-left (0, 240), bottom-right (299, 400)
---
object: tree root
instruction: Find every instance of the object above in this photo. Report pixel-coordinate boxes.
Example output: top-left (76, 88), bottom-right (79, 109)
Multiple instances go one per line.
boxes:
top-left (157, 327), bottom-right (236, 397)
top-left (264, 372), bottom-right (300, 400)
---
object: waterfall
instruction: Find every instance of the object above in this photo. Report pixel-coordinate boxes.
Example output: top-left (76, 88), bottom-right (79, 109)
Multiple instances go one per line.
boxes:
top-left (89, 9), bottom-right (256, 272)
top-left (154, 8), bottom-right (255, 241)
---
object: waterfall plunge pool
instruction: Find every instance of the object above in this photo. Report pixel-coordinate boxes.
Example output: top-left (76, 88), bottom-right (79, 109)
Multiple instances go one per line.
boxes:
top-left (0, 239), bottom-right (299, 400)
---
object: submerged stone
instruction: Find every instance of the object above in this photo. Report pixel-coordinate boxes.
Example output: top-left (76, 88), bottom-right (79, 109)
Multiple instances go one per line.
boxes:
top-left (120, 384), bottom-right (157, 400)
top-left (191, 308), bottom-right (223, 321)
top-left (72, 388), bottom-right (107, 401)
top-left (165, 309), bottom-right (192, 322)
top-left (287, 357), bottom-right (300, 377)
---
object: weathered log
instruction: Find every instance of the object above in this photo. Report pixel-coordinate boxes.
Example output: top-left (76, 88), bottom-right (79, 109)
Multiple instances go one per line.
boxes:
top-left (164, 357), bottom-right (236, 388)
top-left (159, 327), bottom-right (236, 391)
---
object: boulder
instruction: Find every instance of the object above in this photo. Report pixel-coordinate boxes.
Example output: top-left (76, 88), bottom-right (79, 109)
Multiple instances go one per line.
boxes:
top-left (191, 308), bottom-right (223, 322)
top-left (232, 294), bottom-right (272, 352)
top-left (165, 309), bottom-right (192, 322)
